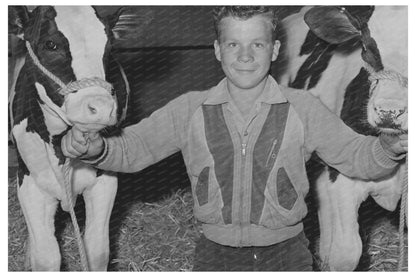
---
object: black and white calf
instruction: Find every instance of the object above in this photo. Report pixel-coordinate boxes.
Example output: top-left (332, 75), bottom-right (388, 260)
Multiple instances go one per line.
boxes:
top-left (277, 6), bottom-right (407, 271)
top-left (9, 6), bottom-right (134, 271)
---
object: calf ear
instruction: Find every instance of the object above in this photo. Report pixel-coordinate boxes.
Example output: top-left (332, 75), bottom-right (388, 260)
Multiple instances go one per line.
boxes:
top-left (93, 6), bottom-right (145, 41)
top-left (304, 6), bottom-right (361, 44)
top-left (111, 7), bottom-right (150, 41)
top-left (9, 6), bottom-right (30, 39)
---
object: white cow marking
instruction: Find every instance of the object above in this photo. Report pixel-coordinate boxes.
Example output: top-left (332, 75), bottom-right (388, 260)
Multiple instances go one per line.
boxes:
top-left (55, 6), bottom-right (107, 79)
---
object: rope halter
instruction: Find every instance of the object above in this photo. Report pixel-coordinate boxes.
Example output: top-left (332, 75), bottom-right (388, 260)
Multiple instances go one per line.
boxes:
top-left (25, 40), bottom-right (116, 131)
top-left (368, 69), bottom-right (408, 94)
top-left (25, 40), bottom-right (113, 97)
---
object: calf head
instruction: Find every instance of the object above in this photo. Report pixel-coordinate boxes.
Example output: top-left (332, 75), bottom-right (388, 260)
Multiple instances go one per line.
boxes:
top-left (9, 6), bottom-right (137, 134)
top-left (367, 71), bottom-right (408, 135)
top-left (304, 6), bottom-right (408, 135)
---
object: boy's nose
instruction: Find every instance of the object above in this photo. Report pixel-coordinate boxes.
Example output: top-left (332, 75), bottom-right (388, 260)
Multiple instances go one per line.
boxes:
top-left (238, 47), bottom-right (254, 63)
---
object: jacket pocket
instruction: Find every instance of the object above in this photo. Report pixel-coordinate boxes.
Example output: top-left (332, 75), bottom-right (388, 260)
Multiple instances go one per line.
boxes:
top-left (193, 167), bottom-right (224, 225)
top-left (196, 167), bottom-right (209, 206)
top-left (276, 167), bottom-right (298, 211)
top-left (261, 151), bottom-right (307, 228)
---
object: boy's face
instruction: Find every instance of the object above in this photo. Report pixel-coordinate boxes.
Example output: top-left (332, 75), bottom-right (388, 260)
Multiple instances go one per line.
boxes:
top-left (214, 15), bottom-right (280, 91)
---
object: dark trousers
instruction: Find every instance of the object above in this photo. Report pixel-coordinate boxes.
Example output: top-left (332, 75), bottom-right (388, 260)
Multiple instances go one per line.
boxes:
top-left (193, 231), bottom-right (313, 271)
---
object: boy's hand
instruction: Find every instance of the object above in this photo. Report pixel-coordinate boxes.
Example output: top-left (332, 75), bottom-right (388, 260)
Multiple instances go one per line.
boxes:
top-left (61, 127), bottom-right (104, 159)
top-left (379, 133), bottom-right (408, 157)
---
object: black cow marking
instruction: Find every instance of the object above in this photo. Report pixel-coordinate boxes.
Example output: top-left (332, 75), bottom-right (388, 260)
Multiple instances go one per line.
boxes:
top-left (290, 30), bottom-right (363, 90)
top-left (12, 17), bottom-right (75, 146)
top-left (290, 31), bottom-right (337, 90)
top-left (96, 169), bottom-right (105, 178)
top-left (340, 68), bottom-right (376, 136)
top-left (13, 69), bottom-right (50, 144)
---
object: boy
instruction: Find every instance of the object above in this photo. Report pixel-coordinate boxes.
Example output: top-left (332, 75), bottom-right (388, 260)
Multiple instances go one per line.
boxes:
top-left (62, 6), bottom-right (407, 271)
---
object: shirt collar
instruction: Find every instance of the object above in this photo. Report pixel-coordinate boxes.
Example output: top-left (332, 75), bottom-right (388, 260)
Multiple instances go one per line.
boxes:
top-left (203, 75), bottom-right (288, 105)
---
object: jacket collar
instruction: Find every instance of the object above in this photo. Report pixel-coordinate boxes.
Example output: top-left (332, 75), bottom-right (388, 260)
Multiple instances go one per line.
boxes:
top-left (203, 75), bottom-right (288, 105)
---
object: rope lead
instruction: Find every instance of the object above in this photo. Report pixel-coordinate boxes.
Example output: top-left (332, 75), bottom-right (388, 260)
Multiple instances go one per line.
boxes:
top-left (63, 159), bottom-right (89, 271)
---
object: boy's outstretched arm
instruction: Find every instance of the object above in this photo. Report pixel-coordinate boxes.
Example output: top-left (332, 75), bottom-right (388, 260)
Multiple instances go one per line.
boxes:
top-left (61, 91), bottom-right (207, 173)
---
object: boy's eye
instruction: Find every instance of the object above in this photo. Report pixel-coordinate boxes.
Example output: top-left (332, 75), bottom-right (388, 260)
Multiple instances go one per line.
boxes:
top-left (254, 43), bottom-right (264, 48)
top-left (228, 42), bottom-right (237, 48)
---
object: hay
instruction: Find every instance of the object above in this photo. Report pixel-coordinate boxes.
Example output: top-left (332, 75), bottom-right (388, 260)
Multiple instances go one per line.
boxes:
top-left (366, 218), bottom-right (408, 271)
top-left (109, 189), bottom-right (201, 271)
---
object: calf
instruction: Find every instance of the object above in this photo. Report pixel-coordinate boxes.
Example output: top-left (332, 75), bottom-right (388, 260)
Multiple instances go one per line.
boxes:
top-left (9, 6), bottom-right (134, 271)
top-left (277, 6), bottom-right (407, 270)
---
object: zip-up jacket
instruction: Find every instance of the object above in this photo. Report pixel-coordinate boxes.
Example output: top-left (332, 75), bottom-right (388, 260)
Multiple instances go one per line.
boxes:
top-left (88, 76), bottom-right (400, 247)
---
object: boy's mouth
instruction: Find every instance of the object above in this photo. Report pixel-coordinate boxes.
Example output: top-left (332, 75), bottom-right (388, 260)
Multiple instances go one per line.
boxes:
top-left (234, 68), bottom-right (256, 73)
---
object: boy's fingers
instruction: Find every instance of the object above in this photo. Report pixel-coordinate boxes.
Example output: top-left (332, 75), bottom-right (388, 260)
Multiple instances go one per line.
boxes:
top-left (87, 131), bottom-right (99, 141)
top-left (400, 140), bottom-right (408, 148)
top-left (399, 134), bottom-right (408, 148)
top-left (72, 127), bottom-right (88, 145)
top-left (399, 133), bottom-right (408, 140)
top-left (61, 131), bottom-right (78, 158)
top-left (62, 129), bottom-right (89, 157)
top-left (61, 136), bottom-right (74, 158)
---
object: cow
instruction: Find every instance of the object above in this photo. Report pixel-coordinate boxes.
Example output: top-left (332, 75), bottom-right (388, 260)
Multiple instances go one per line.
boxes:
top-left (276, 6), bottom-right (408, 271)
top-left (8, 6), bottom-right (135, 271)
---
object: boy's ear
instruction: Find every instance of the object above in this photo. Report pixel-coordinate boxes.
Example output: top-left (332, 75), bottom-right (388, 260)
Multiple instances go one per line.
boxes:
top-left (214, 40), bottom-right (221, 62)
top-left (272, 40), bottom-right (281, 62)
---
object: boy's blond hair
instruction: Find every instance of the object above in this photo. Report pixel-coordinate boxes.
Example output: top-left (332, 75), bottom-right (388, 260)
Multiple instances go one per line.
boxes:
top-left (213, 6), bottom-right (279, 41)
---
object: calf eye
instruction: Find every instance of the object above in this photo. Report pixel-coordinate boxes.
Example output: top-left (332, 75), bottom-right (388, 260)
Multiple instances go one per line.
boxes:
top-left (45, 40), bottom-right (58, 51)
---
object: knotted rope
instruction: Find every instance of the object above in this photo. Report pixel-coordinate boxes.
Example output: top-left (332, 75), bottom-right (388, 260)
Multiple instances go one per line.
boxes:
top-left (25, 40), bottom-right (114, 271)
top-left (25, 41), bottom-right (113, 97)
top-left (370, 69), bottom-right (408, 271)
top-left (369, 69), bottom-right (408, 90)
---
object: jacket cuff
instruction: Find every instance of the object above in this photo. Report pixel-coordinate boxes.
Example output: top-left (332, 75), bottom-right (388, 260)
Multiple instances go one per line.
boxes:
top-left (373, 138), bottom-right (405, 168)
top-left (81, 138), bottom-right (109, 166)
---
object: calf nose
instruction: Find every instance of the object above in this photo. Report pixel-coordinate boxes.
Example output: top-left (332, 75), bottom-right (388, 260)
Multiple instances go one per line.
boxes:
top-left (84, 96), bottom-right (116, 124)
top-left (87, 103), bottom-right (98, 116)
top-left (373, 98), bottom-right (407, 119)
top-left (374, 106), bottom-right (406, 120)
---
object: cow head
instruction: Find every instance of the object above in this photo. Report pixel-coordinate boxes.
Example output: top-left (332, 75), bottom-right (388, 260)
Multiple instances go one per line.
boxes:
top-left (9, 6), bottom-right (137, 134)
top-left (367, 71), bottom-right (408, 134)
top-left (304, 6), bottom-right (408, 135)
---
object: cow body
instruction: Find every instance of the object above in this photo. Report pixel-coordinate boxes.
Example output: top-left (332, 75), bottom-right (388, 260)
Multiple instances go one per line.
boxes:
top-left (277, 6), bottom-right (407, 271)
top-left (9, 6), bottom-right (132, 271)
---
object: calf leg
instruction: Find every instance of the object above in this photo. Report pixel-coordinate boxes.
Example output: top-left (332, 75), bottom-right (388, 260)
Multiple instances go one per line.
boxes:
top-left (17, 175), bottom-right (60, 271)
top-left (316, 169), bottom-right (370, 271)
top-left (82, 173), bottom-right (117, 271)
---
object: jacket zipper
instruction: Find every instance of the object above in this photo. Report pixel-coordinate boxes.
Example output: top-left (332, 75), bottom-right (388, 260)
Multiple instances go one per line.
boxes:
top-left (239, 142), bottom-right (246, 245)
top-left (242, 143), bottom-right (247, 156)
